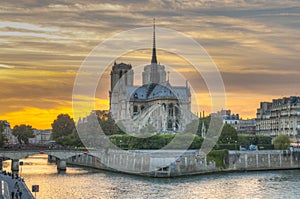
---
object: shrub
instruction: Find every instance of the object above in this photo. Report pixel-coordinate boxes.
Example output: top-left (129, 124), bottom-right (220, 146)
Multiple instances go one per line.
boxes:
top-left (274, 135), bottom-right (290, 150)
top-left (207, 150), bottom-right (229, 169)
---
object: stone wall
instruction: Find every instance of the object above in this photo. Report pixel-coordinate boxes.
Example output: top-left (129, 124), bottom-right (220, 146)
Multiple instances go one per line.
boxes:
top-left (67, 150), bottom-right (300, 177)
top-left (228, 150), bottom-right (300, 171)
top-left (67, 150), bottom-right (218, 177)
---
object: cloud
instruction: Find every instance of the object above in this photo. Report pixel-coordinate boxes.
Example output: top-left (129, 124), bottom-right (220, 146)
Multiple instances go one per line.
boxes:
top-left (0, 64), bottom-right (14, 68)
top-left (0, 0), bottom-right (300, 128)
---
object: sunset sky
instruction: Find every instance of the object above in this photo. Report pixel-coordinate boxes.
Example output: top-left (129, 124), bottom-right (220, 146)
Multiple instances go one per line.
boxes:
top-left (1, 0), bottom-right (300, 129)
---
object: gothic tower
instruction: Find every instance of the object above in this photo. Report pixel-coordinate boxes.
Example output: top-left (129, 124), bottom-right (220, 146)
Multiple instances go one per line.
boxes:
top-left (142, 18), bottom-right (166, 85)
top-left (109, 62), bottom-right (133, 115)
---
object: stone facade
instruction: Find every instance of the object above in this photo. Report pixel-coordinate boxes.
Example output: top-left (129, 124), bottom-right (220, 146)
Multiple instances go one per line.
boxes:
top-left (109, 22), bottom-right (195, 134)
top-left (256, 96), bottom-right (300, 139)
top-left (67, 150), bottom-right (300, 177)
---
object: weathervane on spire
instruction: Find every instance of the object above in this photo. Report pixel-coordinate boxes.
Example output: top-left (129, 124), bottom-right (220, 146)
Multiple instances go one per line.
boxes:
top-left (151, 18), bottom-right (158, 64)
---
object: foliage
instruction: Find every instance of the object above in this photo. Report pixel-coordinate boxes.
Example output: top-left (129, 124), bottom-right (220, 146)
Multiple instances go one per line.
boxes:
top-left (12, 124), bottom-right (35, 144)
top-left (238, 134), bottom-right (251, 147)
top-left (55, 129), bottom-right (83, 147)
top-left (274, 135), bottom-right (290, 150)
top-left (51, 114), bottom-right (82, 147)
top-left (51, 114), bottom-right (75, 139)
top-left (207, 150), bottom-right (229, 169)
top-left (218, 124), bottom-right (238, 144)
top-left (0, 123), bottom-right (6, 147)
top-left (99, 116), bottom-right (124, 135)
top-left (238, 134), bottom-right (272, 149)
top-left (256, 135), bottom-right (272, 145)
top-left (109, 134), bottom-right (203, 150)
top-left (257, 144), bottom-right (274, 150)
top-left (215, 144), bottom-right (238, 150)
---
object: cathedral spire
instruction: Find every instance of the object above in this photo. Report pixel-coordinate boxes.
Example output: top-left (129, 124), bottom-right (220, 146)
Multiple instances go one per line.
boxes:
top-left (151, 18), bottom-right (157, 64)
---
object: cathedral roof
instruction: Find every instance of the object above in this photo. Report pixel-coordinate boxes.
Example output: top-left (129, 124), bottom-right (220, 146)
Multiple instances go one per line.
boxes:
top-left (129, 83), bottom-right (189, 101)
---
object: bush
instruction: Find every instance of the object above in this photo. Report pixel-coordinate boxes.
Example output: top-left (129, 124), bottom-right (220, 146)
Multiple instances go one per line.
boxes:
top-left (109, 134), bottom-right (203, 150)
top-left (207, 150), bottom-right (229, 169)
top-left (274, 135), bottom-right (290, 150)
top-left (215, 144), bottom-right (238, 150)
top-left (257, 144), bottom-right (274, 150)
top-left (238, 134), bottom-right (272, 148)
top-left (256, 135), bottom-right (272, 145)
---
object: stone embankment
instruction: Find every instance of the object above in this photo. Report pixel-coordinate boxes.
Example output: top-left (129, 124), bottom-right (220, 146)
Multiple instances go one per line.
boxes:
top-left (66, 150), bottom-right (300, 177)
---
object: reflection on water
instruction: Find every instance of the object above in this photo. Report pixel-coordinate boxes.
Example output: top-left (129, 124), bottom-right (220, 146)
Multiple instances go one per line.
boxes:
top-left (3, 155), bottom-right (300, 199)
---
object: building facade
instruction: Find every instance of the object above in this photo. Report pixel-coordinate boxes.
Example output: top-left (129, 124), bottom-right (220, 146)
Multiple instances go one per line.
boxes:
top-left (237, 119), bottom-right (256, 135)
top-left (0, 120), bottom-right (17, 144)
top-left (256, 96), bottom-right (300, 139)
top-left (109, 21), bottom-right (195, 134)
top-left (211, 110), bottom-right (240, 127)
top-left (29, 129), bottom-right (52, 144)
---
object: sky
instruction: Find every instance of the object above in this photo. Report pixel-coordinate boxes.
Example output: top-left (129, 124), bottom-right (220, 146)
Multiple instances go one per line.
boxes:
top-left (1, 0), bottom-right (300, 129)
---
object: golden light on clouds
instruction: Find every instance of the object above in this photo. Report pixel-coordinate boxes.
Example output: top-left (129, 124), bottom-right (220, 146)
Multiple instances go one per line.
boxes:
top-left (1, 0), bottom-right (300, 129)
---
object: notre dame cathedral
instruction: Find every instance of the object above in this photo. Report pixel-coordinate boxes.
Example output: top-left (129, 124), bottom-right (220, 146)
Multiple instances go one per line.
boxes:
top-left (109, 21), bottom-right (196, 134)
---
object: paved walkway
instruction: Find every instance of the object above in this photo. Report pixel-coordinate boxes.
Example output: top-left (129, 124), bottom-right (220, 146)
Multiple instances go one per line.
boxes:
top-left (0, 173), bottom-right (33, 199)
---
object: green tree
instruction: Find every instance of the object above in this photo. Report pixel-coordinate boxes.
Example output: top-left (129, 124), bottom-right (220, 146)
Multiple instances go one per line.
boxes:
top-left (51, 114), bottom-right (76, 139)
top-left (218, 124), bottom-right (238, 144)
top-left (12, 124), bottom-right (35, 144)
top-left (51, 114), bottom-right (82, 147)
top-left (98, 116), bottom-right (124, 135)
top-left (0, 123), bottom-right (6, 147)
top-left (274, 135), bottom-right (290, 150)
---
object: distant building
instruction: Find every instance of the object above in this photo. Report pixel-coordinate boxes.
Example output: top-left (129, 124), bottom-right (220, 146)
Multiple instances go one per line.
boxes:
top-left (211, 110), bottom-right (240, 129)
top-left (29, 129), bottom-right (52, 144)
top-left (256, 96), bottom-right (300, 139)
top-left (0, 120), bottom-right (17, 144)
top-left (237, 119), bottom-right (256, 134)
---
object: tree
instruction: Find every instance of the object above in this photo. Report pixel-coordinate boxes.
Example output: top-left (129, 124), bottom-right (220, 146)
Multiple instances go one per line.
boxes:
top-left (0, 123), bottom-right (6, 147)
top-left (274, 135), bottom-right (290, 150)
top-left (51, 114), bottom-right (76, 139)
top-left (12, 124), bottom-right (35, 144)
top-left (218, 124), bottom-right (238, 144)
top-left (99, 116), bottom-right (123, 135)
top-left (51, 114), bottom-right (83, 147)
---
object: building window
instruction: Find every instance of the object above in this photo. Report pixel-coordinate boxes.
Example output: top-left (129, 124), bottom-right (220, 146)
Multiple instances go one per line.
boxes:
top-left (175, 106), bottom-right (180, 117)
top-left (169, 103), bottom-right (174, 116)
top-left (168, 120), bottom-right (173, 130)
top-left (133, 106), bottom-right (138, 113)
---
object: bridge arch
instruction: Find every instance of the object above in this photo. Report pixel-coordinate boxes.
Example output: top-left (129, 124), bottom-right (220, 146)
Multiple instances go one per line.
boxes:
top-left (0, 150), bottom-right (95, 173)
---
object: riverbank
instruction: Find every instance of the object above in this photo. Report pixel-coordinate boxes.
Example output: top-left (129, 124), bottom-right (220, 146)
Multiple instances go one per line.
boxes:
top-left (66, 150), bottom-right (300, 177)
top-left (10, 155), bottom-right (300, 198)
top-left (0, 172), bottom-right (34, 199)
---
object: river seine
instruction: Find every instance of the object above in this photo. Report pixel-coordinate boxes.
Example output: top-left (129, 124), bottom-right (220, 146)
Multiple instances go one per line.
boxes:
top-left (3, 154), bottom-right (300, 199)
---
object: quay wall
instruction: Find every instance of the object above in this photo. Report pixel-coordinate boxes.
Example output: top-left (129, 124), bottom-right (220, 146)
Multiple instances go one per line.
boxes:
top-left (67, 150), bottom-right (300, 177)
top-left (228, 150), bottom-right (300, 171)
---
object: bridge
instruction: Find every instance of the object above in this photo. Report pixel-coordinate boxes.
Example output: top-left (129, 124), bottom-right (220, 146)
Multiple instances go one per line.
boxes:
top-left (0, 150), bottom-right (90, 173)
